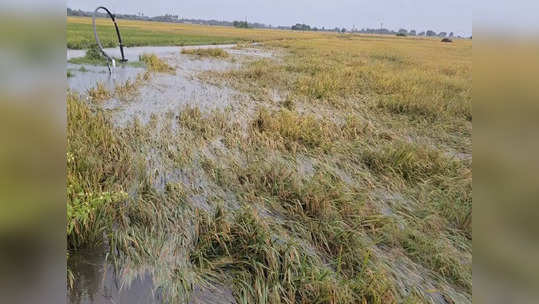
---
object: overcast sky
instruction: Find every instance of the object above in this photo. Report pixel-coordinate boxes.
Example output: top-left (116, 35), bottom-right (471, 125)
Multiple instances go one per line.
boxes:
top-left (67, 0), bottom-right (472, 36)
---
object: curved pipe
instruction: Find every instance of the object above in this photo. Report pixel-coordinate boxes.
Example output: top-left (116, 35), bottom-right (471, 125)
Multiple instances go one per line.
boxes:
top-left (92, 6), bottom-right (127, 72)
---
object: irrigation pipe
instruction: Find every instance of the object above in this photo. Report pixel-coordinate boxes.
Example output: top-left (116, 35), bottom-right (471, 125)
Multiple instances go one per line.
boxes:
top-left (92, 6), bottom-right (127, 73)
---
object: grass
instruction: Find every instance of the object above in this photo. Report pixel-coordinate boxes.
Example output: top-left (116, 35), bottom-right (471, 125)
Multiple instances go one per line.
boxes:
top-left (139, 53), bottom-right (175, 73)
top-left (86, 82), bottom-right (111, 102)
top-left (67, 17), bottom-right (243, 49)
top-left (86, 71), bottom-right (151, 103)
top-left (67, 93), bottom-right (134, 249)
top-left (181, 47), bottom-right (229, 58)
top-left (67, 16), bottom-right (335, 49)
top-left (67, 20), bottom-right (472, 304)
top-left (68, 45), bottom-right (109, 65)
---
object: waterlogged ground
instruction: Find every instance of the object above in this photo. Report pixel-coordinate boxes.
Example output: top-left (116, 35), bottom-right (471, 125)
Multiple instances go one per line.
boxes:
top-left (68, 37), bottom-right (472, 304)
top-left (67, 44), bottom-right (274, 304)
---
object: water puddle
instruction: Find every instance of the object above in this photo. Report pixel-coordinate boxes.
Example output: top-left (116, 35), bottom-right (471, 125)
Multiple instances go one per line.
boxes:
top-left (68, 247), bottom-right (158, 304)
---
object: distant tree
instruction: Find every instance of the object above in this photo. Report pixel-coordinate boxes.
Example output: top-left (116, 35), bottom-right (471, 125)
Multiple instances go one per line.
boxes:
top-left (438, 32), bottom-right (447, 37)
top-left (418, 31), bottom-right (425, 36)
top-left (449, 32), bottom-right (454, 37)
top-left (291, 23), bottom-right (311, 31)
top-left (398, 28), bottom-right (408, 35)
top-left (341, 28), bottom-right (346, 33)
top-left (410, 30), bottom-right (416, 36)
top-left (426, 30), bottom-right (437, 37)
top-left (233, 21), bottom-right (249, 28)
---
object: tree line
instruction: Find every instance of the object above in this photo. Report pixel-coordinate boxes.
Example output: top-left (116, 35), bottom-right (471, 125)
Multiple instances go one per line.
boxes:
top-left (68, 8), bottom-right (468, 38)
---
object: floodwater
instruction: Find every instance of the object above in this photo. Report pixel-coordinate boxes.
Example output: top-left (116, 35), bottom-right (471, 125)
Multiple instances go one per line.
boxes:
top-left (67, 45), bottom-right (273, 126)
top-left (68, 247), bottom-right (158, 304)
top-left (68, 247), bottom-right (236, 304)
top-left (67, 44), bottom-right (276, 304)
top-left (67, 45), bottom-right (237, 62)
top-left (67, 63), bottom-right (145, 93)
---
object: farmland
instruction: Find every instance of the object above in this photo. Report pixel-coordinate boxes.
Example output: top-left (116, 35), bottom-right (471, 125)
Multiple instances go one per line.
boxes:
top-left (67, 16), bottom-right (472, 304)
top-left (67, 16), bottom-right (325, 49)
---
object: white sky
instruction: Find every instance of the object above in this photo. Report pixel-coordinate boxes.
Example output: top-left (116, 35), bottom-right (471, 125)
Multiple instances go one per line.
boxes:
top-left (67, 0), bottom-right (472, 36)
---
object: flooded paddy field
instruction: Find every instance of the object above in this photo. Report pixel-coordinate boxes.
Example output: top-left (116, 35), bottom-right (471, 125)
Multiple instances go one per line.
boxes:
top-left (67, 44), bottom-right (275, 303)
top-left (67, 32), bottom-right (472, 304)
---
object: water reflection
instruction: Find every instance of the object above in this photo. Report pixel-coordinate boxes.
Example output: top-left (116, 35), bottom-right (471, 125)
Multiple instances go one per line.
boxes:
top-left (68, 247), bottom-right (158, 304)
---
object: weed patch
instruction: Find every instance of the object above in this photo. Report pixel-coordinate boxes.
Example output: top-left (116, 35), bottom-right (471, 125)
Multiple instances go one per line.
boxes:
top-left (139, 53), bottom-right (175, 73)
top-left (182, 48), bottom-right (229, 58)
top-left (68, 45), bottom-right (109, 65)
